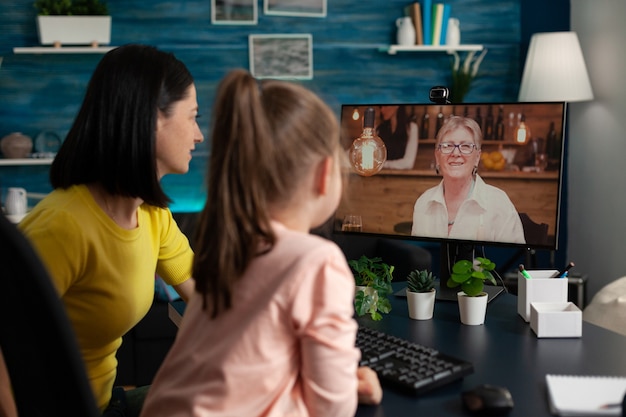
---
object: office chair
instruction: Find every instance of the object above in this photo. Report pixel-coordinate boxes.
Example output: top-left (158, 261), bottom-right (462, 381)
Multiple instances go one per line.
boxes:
top-left (519, 212), bottom-right (549, 246)
top-left (0, 214), bottom-right (100, 417)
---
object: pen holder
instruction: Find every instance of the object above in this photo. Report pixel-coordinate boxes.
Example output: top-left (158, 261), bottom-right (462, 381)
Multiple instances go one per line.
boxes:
top-left (518, 269), bottom-right (568, 322)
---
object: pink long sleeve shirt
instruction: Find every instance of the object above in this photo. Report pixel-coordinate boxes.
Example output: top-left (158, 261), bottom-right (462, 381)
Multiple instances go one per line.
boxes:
top-left (140, 222), bottom-right (360, 417)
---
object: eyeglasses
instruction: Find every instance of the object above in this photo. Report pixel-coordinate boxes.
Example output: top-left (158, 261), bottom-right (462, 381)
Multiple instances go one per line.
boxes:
top-left (437, 142), bottom-right (477, 155)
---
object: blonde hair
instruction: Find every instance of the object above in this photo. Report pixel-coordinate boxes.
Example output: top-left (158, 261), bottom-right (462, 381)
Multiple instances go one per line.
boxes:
top-left (436, 115), bottom-right (483, 149)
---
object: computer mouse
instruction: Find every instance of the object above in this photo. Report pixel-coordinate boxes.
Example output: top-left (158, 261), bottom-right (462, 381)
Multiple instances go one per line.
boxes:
top-left (461, 384), bottom-right (514, 416)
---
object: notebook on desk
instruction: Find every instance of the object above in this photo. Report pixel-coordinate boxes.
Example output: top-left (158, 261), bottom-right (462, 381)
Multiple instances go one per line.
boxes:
top-left (394, 281), bottom-right (504, 303)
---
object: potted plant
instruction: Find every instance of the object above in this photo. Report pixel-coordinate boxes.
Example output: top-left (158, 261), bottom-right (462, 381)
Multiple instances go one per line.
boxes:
top-left (406, 269), bottom-right (436, 320)
top-left (349, 255), bottom-right (394, 321)
top-left (447, 257), bottom-right (497, 325)
top-left (34, 0), bottom-right (111, 48)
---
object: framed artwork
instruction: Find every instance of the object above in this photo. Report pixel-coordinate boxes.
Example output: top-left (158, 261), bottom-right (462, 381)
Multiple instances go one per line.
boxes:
top-left (212, 0), bottom-right (257, 25)
top-left (264, 0), bottom-right (326, 17)
top-left (249, 34), bottom-right (313, 80)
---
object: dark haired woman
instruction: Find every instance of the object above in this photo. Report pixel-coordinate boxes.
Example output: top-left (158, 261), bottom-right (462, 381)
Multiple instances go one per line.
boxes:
top-left (19, 44), bottom-right (203, 415)
top-left (379, 105), bottom-right (419, 170)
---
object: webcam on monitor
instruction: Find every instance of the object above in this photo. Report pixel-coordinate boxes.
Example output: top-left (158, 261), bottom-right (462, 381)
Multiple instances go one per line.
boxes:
top-left (429, 86), bottom-right (451, 104)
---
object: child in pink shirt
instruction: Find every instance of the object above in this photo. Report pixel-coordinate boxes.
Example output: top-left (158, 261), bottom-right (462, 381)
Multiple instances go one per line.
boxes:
top-left (140, 69), bottom-right (381, 417)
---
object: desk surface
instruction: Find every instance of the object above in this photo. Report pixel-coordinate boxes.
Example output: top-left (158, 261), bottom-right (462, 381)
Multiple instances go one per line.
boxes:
top-left (169, 284), bottom-right (626, 417)
top-left (354, 283), bottom-right (626, 417)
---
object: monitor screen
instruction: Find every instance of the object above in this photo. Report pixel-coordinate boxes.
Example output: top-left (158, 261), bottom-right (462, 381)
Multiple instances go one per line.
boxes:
top-left (333, 102), bottom-right (566, 294)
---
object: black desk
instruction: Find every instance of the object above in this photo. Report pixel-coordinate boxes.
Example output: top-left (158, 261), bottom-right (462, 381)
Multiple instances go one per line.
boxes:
top-left (355, 283), bottom-right (626, 417)
top-left (169, 284), bottom-right (626, 417)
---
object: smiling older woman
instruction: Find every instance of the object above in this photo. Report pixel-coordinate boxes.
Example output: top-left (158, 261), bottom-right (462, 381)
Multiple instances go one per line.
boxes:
top-left (411, 116), bottom-right (525, 244)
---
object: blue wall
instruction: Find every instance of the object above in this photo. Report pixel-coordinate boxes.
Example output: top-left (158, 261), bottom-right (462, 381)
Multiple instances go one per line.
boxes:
top-left (1, 0), bottom-right (522, 211)
top-left (1, 0), bottom-right (573, 272)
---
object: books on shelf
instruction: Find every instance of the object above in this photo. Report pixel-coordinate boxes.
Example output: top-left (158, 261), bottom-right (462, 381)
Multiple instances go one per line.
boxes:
top-left (404, 1), bottom-right (454, 47)
top-left (546, 374), bottom-right (626, 416)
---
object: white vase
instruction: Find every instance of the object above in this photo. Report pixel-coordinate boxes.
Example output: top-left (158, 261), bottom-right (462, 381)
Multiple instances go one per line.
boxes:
top-left (407, 289), bottom-right (436, 320)
top-left (445, 18), bottom-right (461, 46)
top-left (457, 291), bottom-right (488, 325)
top-left (5, 187), bottom-right (28, 216)
top-left (396, 16), bottom-right (416, 46)
top-left (355, 285), bottom-right (378, 304)
top-left (37, 15), bottom-right (112, 47)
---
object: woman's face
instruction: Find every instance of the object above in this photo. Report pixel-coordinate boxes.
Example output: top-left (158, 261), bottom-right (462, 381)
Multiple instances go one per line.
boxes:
top-left (435, 126), bottom-right (480, 181)
top-left (155, 84), bottom-right (204, 178)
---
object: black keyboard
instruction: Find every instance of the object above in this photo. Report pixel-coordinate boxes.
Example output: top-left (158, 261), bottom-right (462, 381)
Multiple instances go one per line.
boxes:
top-left (356, 326), bottom-right (474, 395)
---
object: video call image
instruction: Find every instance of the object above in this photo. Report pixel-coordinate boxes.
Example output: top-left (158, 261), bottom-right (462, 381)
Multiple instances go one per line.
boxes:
top-left (335, 102), bottom-right (566, 250)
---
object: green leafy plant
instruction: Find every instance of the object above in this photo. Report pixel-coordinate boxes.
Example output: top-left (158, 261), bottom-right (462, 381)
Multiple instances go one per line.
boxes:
top-left (447, 257), bottom-right (497, 297)
top-left (349, 255), bottom-right (394, 321)
top-left (406, 269), bottom-right (435, 293)
top-left (34, 0), bottom-right (109, 15)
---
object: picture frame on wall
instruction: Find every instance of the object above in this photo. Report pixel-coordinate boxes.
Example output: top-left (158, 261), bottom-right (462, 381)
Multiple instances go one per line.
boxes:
top-left (212, 0), bottom-right (257, 25)
top-left (264, 0), bottom-right (326, 18)
top-left (249, 34), bottom-right (313, 80)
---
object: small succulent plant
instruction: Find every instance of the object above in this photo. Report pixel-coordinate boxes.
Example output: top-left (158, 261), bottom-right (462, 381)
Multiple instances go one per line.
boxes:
top-left (407, 269), bottom-right (435, 293)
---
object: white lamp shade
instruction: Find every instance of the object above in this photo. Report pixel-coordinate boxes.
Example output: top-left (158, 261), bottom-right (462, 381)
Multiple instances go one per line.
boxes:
top-left (518, 31), bottom-right (594, 102)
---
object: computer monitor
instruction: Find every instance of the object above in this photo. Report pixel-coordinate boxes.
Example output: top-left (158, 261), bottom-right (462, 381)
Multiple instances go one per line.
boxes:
top-left (334, 102), bottom-right (567, 299)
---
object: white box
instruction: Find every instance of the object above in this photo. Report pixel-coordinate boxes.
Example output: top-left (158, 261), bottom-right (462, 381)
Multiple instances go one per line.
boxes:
top-left (518, 269), bottom-right (567, 322)
top-left (530, 302), bottom-right (582, 338)
top-left (37, 16), bottom-right (112, 46)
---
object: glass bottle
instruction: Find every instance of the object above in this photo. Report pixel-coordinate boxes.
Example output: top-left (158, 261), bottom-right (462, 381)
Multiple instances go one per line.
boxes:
top-left (484, 105), bottom-right (494, 140)
top-left (420, 106), bottom-right (430, 140)
top-left (474, 107), bottom-right (483, 134)
top-left (546, 121), bottom-right (560, 162)
top-left (349, 107), bottom-right (387, 176)
top-left (495, 105), bottom-right (505, 141)
top-left (435, 106), bottom-right (444, 136)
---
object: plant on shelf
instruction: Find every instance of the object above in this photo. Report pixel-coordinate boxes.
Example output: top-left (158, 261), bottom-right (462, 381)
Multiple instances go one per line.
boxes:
top-left (33, 0), bottom-right (111, 47)
top-left (34, 0), bottom-right (109, 15)
top-left (447, 256), bottom-right (497, 297)
top-left (449, 49), bottom-right (488, 103)
top-left (349, 255), bottom-right (394, 321)
top-left (407, 269), bottom-right (435, 293)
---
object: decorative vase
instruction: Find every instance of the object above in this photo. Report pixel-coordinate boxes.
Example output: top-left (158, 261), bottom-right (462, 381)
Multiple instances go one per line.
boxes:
top-left (396, 16), bottom-right (416, 46)
top-left (1, 132), bottom-right (33, 159)
top-left (457, 291), bottom-right (488, 325)
top-left (445, 18), bottom-right (460, 46)
top-left (4, 187), bottom-right (28, 216)
top-left (407, 289), bottom-right (436, 320)
top-left (36, 15), bottom-right (112, 47)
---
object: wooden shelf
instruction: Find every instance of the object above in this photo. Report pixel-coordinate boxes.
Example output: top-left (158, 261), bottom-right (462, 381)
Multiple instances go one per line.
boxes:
top-left (381, 44), bottom-right (484, 55)
top-left (0, 158), bottom-right (53, 166)
top-left (13, 46), bottom-right (116, 54)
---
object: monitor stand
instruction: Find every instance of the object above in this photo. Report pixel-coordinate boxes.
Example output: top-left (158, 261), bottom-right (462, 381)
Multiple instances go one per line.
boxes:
top-left (435, 242), bottom-right (504, 303)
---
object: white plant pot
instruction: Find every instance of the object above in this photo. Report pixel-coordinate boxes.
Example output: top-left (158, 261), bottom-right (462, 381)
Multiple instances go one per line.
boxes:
top-left (406, 289), bottom-right (436, 320)
top-left (37, 15), bottom-right (112, 47)
top-left (355, 285), bottom-right (378, 304)
top-left (457, 291), bottom-right (488, 325)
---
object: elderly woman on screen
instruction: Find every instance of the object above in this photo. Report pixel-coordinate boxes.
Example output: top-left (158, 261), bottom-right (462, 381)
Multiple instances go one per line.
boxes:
top-left (411, 116), bottom-right (525, 244)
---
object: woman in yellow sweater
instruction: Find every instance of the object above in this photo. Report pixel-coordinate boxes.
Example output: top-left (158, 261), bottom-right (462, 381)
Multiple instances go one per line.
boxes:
top-left (18, 44), bottom-right (203, 416)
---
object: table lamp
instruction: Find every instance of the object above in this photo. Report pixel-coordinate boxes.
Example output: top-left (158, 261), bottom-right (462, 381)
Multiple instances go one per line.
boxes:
top-left (518, 31), bottom-right (593, 102)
